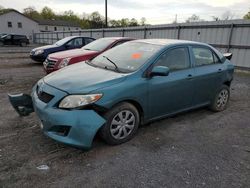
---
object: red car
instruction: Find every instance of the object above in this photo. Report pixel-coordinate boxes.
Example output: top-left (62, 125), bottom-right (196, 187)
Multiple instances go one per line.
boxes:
top-left (43, 37), bottom-right (134, 74)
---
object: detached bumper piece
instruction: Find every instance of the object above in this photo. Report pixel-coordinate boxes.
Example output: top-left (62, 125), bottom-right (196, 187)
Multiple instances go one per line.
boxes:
top-left (8, 93), bottom-right (34, 116)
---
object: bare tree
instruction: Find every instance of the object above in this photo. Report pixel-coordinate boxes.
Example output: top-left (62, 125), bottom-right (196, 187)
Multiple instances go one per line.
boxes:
top-left (221, 11), bottom-right (234, 20)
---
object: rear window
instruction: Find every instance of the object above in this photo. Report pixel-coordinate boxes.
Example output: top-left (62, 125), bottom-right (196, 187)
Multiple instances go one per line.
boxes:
top-left (82, 38), bottom-right (116, 51)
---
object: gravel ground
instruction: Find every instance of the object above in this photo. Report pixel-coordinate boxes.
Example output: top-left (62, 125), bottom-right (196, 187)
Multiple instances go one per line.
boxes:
top-left (0, 46), bottom-right (249, 188)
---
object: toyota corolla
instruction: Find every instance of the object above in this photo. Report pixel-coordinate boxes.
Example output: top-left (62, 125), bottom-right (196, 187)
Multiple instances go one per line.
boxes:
top-left (9, 39), bottom-right (234, 149)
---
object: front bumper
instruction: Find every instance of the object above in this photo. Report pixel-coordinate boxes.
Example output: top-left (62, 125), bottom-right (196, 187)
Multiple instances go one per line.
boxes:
top-left (9, 81), bottom-right (106, 149)
top-left (30, 54), bottom-right (46, 62)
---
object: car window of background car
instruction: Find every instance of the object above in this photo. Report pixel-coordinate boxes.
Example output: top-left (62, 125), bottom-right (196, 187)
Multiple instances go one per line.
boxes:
top-left (84, 38), bottom-right (95, 44)
top-left (192, 47), bottom-right (217, 66)
top-left (3, 35), bottom-right (11, 39)
top-left (71, 38), bottom-right (83, 47)
top-left (155, 47), bottom-right (190, 71)
top-left (91, 42), bottom-right (162, 73)
top-left (54, 37), bottom-right (73, 46)
top-left (82, 38), bottom-right (116, 51)
top-left (111, 40), bottom-right (128, 48)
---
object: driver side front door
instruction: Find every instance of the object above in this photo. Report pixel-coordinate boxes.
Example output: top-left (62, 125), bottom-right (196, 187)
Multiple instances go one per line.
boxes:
top-left (147, 46), bottom-right (195, 120)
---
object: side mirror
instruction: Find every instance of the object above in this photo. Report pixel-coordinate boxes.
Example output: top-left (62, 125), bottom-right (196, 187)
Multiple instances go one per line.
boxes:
top-left (223, 53), bottom-right (233, 60)
top-left (150, 66), bottom-right (170, 77)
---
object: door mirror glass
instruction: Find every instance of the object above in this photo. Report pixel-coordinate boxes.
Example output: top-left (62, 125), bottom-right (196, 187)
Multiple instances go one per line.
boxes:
top-left (150, 66), bottom-right (170, 77)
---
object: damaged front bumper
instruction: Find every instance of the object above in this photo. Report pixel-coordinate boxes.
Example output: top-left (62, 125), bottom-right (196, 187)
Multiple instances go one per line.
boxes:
top-left (8, 81), bottom-right (106, 149)
top-left (8, 93), bottom-right (34, 116)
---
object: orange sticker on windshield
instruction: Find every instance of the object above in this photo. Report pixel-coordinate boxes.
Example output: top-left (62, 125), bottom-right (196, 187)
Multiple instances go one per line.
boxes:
top-left (131, 53), bottom-right (142, 59)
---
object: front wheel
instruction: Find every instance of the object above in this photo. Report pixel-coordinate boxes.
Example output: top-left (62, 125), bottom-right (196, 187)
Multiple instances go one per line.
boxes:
top-left (100, 102), bottom-right (140, 145)
top-left (210, 85), bottom-right (230, 112)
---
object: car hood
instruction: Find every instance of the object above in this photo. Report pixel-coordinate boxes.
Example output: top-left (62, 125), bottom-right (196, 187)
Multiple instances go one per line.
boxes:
top-left (43, 62), bottom-right (127, 94)
top-left (32, 45), bottom-right (58, 51)
top-left (48, 49), bottom-right (98, 59)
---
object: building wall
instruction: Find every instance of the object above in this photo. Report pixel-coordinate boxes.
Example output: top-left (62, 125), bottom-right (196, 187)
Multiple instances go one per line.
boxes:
top-left (0, 11), bottom-right (39, 41)
top-left (39, 25), bottom-right (79, 32)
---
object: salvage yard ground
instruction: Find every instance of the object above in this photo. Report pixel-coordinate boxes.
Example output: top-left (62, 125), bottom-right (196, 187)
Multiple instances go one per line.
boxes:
top-left (0, 46), bottom-right (249, 188)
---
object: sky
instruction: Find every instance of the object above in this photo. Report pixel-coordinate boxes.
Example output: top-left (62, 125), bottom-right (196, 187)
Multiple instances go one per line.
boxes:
top-left (0, 0), bottom-right (249, 24)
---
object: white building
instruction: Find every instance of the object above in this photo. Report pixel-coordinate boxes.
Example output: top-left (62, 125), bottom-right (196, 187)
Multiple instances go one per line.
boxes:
top-left (37, 19), bottom-right (80, 32)
top-left (0, 9), bottom-right (81, 42)
top-left (0, 9), bottom-right (39, 41)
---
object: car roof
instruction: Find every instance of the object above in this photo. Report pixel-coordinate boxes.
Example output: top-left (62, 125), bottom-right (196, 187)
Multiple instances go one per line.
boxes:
top-left (99, 37), bottom-right (134, 40)
top-left (134, 39), bottom-right (208, 47)
top-left (65, 36), bottom-right (94, 39)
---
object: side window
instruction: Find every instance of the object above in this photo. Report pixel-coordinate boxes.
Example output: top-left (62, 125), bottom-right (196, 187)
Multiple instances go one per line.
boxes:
top-left (73, 38), bottom-right (83, 47)
top-left (85, 38), bottom-right (95, 45)
top-left (192, 47), bottom-right (217, 66)
top-left (155, 47), bottom-right (190, 71)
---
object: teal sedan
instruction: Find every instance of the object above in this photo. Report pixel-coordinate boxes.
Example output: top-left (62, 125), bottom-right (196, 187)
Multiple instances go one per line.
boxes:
top-left (9, 39), bottom-right (234, 149)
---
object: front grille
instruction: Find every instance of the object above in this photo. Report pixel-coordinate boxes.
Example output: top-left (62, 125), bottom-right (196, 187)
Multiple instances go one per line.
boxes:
top-left (36, 85), bottom-right (54, 103)
top-left (44, 58), bottom-right (57, 69)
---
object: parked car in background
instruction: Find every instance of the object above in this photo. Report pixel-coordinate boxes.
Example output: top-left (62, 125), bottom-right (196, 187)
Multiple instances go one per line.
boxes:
top-left (43, 37), bottom-right (134, 74)
top-left (9, 39), bottom-right (234, 149)
top-left (30, 36), bottom-right (95, 62)
top-left (0, 34), bottom-right (29, 47)
top-left (0, 33), bottom-right (7, 38)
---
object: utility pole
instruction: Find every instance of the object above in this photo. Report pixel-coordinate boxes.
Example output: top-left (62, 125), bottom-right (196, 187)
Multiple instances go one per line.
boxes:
top-left (105, 0), bottom-right (108, 27)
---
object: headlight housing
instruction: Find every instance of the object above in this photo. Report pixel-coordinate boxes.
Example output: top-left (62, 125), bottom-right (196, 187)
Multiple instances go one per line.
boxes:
top-left (34, 49), bottom-right (44, 55)
top-left (59, 58), bottom-right (71, 69)
top-left (59, 94), bottom-right (103, 109)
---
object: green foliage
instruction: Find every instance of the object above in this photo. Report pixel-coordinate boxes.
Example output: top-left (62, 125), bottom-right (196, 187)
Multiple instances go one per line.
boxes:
top-left (21, 6), bottom-right (146, 29)
top-left (243, 11), bottom-right (250, 19)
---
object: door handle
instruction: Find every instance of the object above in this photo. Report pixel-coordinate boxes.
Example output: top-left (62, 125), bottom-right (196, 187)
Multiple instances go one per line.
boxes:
top-left (218, 68), bottom-right (222, 73)
top-left (187, 74), bottom-right (193, 80)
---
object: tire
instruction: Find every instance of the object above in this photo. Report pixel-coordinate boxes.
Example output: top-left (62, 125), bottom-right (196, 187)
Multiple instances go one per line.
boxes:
top-left (210, 85), bottom-right (230, 112)
top-left (100, 102), bottom-right (140, 145)
top-left (0, 41), bottom-right (3, 47)
top-left (20, 42), bottom-right (27, 47)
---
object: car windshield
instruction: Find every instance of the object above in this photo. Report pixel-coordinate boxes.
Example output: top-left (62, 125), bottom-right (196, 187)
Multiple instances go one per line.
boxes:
top-left (89, 41), bottom-right (162, 73)
top-left (54, 37), bottom-right (74, 46)
top-left (82, 38), bottom-right (116, 51)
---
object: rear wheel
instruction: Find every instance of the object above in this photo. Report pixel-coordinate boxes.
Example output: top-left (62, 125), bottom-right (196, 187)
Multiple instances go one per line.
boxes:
top-left (210, 85), bottom-right (230, 112)
top-left (20, 42), bottom-right (27, 47)
top-left (100, 102), bottom-right (140, 145)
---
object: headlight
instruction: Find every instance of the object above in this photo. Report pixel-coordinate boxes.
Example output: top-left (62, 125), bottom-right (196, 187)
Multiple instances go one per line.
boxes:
top-left (59, 94), bottom-right (103, 109)
top-left (59, 58), bottom-right (71, 69)
top-left (34, 49), bottom-right (44, 55)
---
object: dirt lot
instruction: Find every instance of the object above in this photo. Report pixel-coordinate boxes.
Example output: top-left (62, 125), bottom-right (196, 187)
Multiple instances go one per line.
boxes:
top-left (0, 46), bottom-right (249, 188)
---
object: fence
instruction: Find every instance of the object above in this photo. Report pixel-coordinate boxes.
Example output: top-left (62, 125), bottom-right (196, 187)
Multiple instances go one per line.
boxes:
top-left (33, 19), bottom-right (250, 69)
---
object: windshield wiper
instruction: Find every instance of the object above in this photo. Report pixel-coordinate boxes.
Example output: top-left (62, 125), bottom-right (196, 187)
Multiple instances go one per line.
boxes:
top-left (102, 55), bottom-right (120, 72)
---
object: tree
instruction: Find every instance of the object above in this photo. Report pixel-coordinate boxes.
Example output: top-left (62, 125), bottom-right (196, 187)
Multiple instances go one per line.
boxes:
top-left (129, 18), bottom-right (138, 26)
top-left (88, 11), bottom-right (105, 28)
top-left (140, 17), bottom-right (146, 26)
top-left (41, 6), bottom-right (55, 19)
top-left (23, 7), bottom-right (41, 20)
top-left (243, 11), bottom-right (250, 19)
top-left (186, 14), bottom-right (202, 23)
top-left (212, 16), bottom-right (220, 21)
